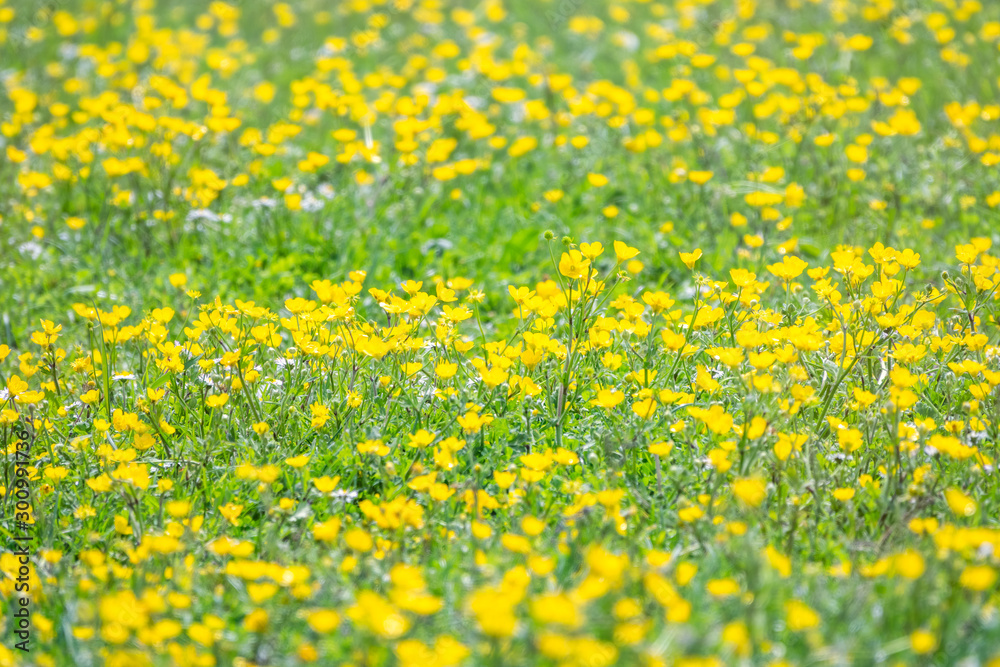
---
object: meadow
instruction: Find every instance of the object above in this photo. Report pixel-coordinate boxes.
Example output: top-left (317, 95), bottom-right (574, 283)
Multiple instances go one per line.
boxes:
top-left (2, 0), bottom-right (1000, 664)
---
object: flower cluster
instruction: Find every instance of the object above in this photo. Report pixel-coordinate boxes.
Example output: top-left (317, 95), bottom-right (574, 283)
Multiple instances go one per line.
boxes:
top-left (3, 236), bottom-right (1000, 664)
top-left (2, 0), bottom-right (1000, 665)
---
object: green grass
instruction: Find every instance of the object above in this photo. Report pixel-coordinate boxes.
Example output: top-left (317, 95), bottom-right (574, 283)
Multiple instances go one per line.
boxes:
top-left (2, 0), bottom-right (1000, 665)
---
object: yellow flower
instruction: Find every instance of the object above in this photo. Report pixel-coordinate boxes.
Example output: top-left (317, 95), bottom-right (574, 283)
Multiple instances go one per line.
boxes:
top-left (678, 506), bottom-right (703, 523)
top-left (435, 361), bottom-right (458, 379)
top-left (731, 478), bottom-right (767, 507)
top-left (531, 593), bottom-right (581, 628)
top-left (205, 393), bottom-right (229, 408)
top-left (649, 441), bottom-right (673, 456)
top-left (458, 411), bottom-right (493, 433)
top-left (579, 242), bottom-right (604, 260)
top-left (767, 255), bottom-right (808, 281)
top-left (959, 565), bottom-right (997, 592)
top-left (910, 630), bottom-right (937, 655)
top-left (765, 546), bottom-right (792, 578)
top-left (219, 503), bottom-right (244, 526)
top-left (591, 388), bottom-right (625, 409)
top-left (313, 518), bottom-right (341, 542)
top-left (706, 578), bottom-right (740, 597)
top-left (559, 250), bottom-right (590, 280)
top-left (285, 455), bottom-right (310, 468)
top-left (893, 550), bottom-right (925, 580)
top-left (312, 476), bottom-right (340, 493)
top-left (306, 610), bottom-right (341, 634)
top-left (165, 500), bottom-right (191, 518)
top-left (243, 609), bottom-right (269, 633)
top-left (832, 487), bottom-right (856, 501)
top-left (785, 599), bottom-right (819, 630)
top-left (310, 402), bottom-right (331, 428)
top-left (945, 487), bottom-right (977, 517)
top-left (407, 429), bottom-right (436, 448)
top-left (114, 515), bottom-right (133, 535)
top-left (344, 528), bottom-right (373, 552)
top-left (632, 397), bottom-right (658, 419)
top-left (613, 240), bottom-right (640, 263)
top-left (679, 249), bottom-right (702, 270)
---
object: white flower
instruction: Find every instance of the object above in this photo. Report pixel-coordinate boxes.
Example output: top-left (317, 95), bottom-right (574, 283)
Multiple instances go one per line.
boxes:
top-left (187, 209), bottom-right (222, 222)
top-left (300, 193), bottom-right (325, 212)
